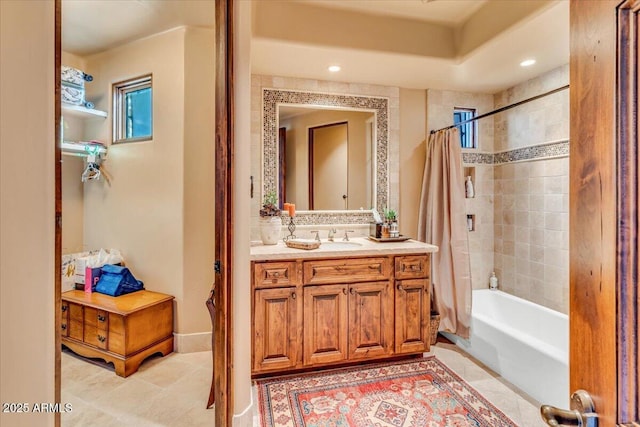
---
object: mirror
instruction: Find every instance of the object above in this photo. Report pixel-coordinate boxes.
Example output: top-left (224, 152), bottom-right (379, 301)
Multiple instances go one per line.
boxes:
top-left (279, 106), bottom-right (375, 210)
top-left (262, 88), bottom-right (389, 213)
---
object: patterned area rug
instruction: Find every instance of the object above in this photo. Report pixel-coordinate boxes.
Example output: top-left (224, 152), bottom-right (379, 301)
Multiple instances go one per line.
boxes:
top-left (255, 356), bottom-right (518, 427)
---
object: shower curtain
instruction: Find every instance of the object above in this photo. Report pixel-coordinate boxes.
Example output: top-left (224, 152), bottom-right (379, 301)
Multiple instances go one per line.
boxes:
top-left (417, 128), bottom-right (472, 338)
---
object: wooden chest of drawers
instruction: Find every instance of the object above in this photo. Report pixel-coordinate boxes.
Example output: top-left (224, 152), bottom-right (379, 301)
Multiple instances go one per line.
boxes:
top-left (61, 290), bottom-right (174, 377)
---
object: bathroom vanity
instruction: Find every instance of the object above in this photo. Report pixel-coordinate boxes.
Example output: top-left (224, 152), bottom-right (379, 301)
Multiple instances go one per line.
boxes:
top-left (250, 238), bottom-right (438, 376)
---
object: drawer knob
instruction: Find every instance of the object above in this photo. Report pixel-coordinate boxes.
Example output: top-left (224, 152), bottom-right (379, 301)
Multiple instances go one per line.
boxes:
top-left (61, 324), bottom-right (67, 330)
top-left (397, 284), bottom-right (404, 291)
top-left (98, 335), bottom-right (106, 343)
top-left (291, 291), bottom-right (296, 300)
top-left (342, 288), bottom-right (347, 295)
top-left (61, 305), bottom-right (68, 312)
top-left (97, 314), bottom-right (106, 322)
top-left (349, 287), bottom-right (355, 295)
top-left (273, 272), bottom-right (280, 277)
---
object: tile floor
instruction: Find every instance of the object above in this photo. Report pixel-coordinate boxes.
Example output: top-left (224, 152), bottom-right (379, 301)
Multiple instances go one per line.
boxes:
top-left (61, 343), bottom-right (547, 427)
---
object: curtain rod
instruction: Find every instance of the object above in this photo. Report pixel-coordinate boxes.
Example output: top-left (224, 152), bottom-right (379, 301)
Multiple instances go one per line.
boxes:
top-left (430, 84), bottom-right (570, 134)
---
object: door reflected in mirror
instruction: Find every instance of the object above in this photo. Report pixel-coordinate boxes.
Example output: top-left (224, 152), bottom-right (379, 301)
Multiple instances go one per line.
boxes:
top-left (279, 106), bottom-right (375, 210)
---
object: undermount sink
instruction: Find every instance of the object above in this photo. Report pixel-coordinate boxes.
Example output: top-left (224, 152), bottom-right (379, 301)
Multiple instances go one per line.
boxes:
top-left (320, 240), bottom-right (363, 248)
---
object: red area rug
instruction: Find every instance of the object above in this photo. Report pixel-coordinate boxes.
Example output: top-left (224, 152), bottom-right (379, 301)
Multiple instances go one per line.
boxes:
top-left (256, 356), bottom-right (518, 427)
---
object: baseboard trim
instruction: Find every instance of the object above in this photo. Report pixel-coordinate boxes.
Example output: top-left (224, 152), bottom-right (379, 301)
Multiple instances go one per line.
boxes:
top-left (173, 331), bottom-right (211, 353)
top-left (233, 395), bottom-right (254, 426)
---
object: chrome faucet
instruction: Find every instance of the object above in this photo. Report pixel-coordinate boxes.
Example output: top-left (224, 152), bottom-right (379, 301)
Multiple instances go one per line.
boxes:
top-left (343, 230), bottom-right (354, 241)
top-left (310, 230), bottom-right (320, 242)
top-left (328, 228), bottom-right (337, 242)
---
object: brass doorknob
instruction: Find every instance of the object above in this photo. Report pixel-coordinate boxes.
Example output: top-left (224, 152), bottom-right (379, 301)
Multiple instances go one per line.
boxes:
top-left (540, 390), bottom-right (597, 427)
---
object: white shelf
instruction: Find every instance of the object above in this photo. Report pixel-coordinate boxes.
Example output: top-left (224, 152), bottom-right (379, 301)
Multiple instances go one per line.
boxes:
top-left (62, 103), bottom-right (107, 119)
top-left (61, 141), bottom-right (107, 157)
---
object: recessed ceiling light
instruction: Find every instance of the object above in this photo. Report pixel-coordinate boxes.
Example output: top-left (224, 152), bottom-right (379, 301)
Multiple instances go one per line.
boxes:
top-left (520, 59), bottom-right (536, 67)
top-left (328, 65), bottom-right (341, 72)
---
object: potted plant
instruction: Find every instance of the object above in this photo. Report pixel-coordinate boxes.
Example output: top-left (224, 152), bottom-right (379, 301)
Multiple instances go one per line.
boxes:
top-left (384, 208), bottom-right (399, 238)
top-left (259, 192), bottom-right (282, 245)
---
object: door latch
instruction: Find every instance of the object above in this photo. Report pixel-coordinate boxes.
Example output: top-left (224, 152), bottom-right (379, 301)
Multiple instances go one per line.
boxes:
top-left (540, 390), bottom-right (598, 427)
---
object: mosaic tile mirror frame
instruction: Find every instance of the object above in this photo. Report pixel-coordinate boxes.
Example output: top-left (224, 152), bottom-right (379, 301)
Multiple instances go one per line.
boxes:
top-left (262, 88), bottom-right (389, 224)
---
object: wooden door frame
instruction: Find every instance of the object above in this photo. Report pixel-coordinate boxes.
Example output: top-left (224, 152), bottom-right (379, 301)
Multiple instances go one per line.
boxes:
top-left (215, 0), bottom-right (234, 425)
top-left (570, 1), bottom-right (639, 425)
top-left (53, 1), bottom-right (234, 425)
top-left (614, 1), bottom-right (639, 422)
top-left (54, 1), bottom-right (62, 426)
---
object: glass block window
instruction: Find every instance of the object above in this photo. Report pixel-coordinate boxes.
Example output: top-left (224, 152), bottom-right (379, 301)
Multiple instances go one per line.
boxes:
top-left (453, 107), bottom-right (476, 149)
top-left (113, 74), bottom-right (152, 143)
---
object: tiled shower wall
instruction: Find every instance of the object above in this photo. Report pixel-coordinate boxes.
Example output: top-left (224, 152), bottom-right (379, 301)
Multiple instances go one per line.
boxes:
top-left (428, 65), bottom-right (569, 314)
top-left (493, 65), bottom-right (569, 314)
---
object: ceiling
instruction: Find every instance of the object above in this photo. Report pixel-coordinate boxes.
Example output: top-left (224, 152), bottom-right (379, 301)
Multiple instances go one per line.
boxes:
top-left (62, 0), bottom-right (569, 94)
top-left (62, 0), bottom-right (215, 56)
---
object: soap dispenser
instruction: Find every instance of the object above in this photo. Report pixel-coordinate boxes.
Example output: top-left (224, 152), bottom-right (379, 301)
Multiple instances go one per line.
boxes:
top-left (489, 272), bottom-right (498, 290)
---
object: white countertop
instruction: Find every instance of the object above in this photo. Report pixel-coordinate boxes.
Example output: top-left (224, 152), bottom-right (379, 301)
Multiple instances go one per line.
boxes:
top-left (250, 237), bottom-right (438, 261)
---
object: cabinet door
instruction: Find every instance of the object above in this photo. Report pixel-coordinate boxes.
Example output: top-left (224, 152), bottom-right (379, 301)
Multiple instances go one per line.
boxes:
top-left (395, 279), bottom-right (430, 354)
top-left (253, 287), bottom-right (301, 372)
top-left (303, 285), bottom-right (348, 366)
top-left (348, 281), bottom-right (393, 359)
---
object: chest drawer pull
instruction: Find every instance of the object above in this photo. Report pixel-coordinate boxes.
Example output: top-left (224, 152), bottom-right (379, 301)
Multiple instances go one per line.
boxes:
top-left (61, 324), bottom-right (67, 330)
top-left (61, 305), bottom-right (68, 312)
top-left (97, 314), bottom-right (106, 322)
top-left (98, 335), bottom-right (106, 343)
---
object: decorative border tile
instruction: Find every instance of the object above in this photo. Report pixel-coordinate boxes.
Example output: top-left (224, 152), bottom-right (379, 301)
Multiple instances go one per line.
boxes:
top-left (280, 211), bottom-right (374, 225)
top-left (462, 140), bottom-right (569, 165)
top-left (263, 88), bottom-right (389, 212)
top-left (461, 151), bottom-right (494, 165)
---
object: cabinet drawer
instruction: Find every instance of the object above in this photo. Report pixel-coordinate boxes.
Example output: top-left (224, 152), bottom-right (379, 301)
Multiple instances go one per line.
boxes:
top-left (84, 307), bottom-right (109, 329)
top-left (254, 261), bottom-right (299, 288)
top-left (84, 324), bottom-right (108, 350)
top-left (395, 255), bottom-right (429, 280)
top-left (68, 320), bottom-right (83, 341)
top-left (304, 257), bottom-right (391, 285)
top-left (68, 302), bottom-right (83, 322)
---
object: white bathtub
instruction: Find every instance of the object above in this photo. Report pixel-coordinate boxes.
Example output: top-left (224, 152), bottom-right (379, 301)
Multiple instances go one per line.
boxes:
top-left (443, 289), bottom-right (569, 408)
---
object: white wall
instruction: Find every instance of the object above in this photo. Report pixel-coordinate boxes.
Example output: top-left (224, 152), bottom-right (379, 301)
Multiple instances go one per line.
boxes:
top-left (79, 27), bottom-right (215, 337)
top-left (233, 0), bottom-right (253, 422)
top-left (0, 1), bottom-right (56, 426)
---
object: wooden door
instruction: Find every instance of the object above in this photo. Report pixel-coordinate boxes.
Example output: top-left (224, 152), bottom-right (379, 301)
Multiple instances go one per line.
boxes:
top-left (348, 281), bottom-right (393, 359)
top-left (566, 1), bottom-right (639, 426)
top-left (303, 284), bottom-right (348, 365)
top-left (394, 279), bottom-right (430, 354)
top-left (253, 287), bottom-right (301, 372)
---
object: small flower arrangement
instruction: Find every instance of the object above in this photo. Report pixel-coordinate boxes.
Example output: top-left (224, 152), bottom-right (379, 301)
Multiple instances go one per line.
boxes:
top-left (260, 191), bottom-right (281, 217)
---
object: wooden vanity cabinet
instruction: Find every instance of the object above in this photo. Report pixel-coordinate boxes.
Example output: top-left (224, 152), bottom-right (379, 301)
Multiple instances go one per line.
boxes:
top-left (252, 253), bottom-right (430, 376)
